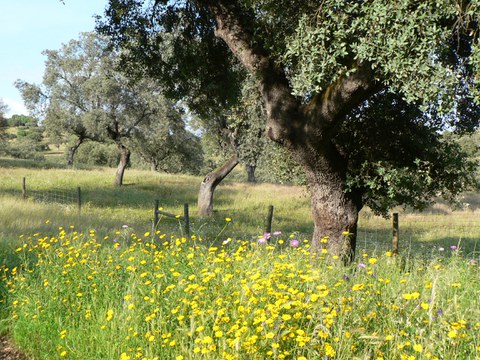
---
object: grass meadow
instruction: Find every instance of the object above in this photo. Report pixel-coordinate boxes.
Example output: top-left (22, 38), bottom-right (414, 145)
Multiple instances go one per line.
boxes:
top-left (1, 159), bottom-right (480, 359)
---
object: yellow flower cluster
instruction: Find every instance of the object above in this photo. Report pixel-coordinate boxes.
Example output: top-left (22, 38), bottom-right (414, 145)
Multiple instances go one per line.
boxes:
top-left (1, 228), bottom-right (479, 359)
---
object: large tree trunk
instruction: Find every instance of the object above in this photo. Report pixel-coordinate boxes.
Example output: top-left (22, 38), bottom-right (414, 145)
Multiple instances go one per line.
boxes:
top-left (150, 162), bottom-right (157, 172)
top-left (204, 0), bottom-right (377, 260)
top-left (114, 144), bottom-right (131, 187)
top-left (246, 164), bottom-right (256, 183)
top-left (66, 138), bottom-right (84, 167)
top-left (295, 143), bottom-right (363, 262)
top-left (198, 155), bottom-right (239, 216)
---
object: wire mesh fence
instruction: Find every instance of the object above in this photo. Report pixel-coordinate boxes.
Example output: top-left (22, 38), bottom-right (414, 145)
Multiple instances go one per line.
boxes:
top-left (22, 177), bottom-right (82, 213)
top-left (357, 213), bottom-right (480, 256)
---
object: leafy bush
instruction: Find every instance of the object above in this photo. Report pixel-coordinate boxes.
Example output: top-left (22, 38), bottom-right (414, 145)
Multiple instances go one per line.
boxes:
top-left (7, 138), bottom-right (46, 161)
top-left (74, 142), bottom-right (119, 167)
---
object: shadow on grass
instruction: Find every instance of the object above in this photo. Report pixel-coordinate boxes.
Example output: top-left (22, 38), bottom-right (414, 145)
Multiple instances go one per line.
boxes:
top-left (0, 157), bottom-right (67, 170)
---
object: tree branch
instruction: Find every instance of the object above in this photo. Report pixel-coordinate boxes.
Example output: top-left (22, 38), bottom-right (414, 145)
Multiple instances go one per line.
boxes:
top-left (202, 1), bottom-right (379, 145)
top-left (305, 62), bottom-right (380, 132)
top-left (201, 0), bottom-right (301, 144)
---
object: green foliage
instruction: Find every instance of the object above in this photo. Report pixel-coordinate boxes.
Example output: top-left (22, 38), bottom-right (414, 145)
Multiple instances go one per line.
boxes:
top-left (74, 142), bottom-right (119, 167)
top-left (4, 124), bottom-right (48, 161)
top-left (97, 2), bottom-right (245, 119)
top-left (6, 115), bottom-right (36, 127)
top-left (256, 142), bottom-right (306, 185)
top-left (284, 0), bottom-right (477, 108)
top-left (98, 0), bottom-right (480, 219)
top-left (336, 91), bottom-right (478, 216)
top-left (7, 138), bottom-right (46, 161)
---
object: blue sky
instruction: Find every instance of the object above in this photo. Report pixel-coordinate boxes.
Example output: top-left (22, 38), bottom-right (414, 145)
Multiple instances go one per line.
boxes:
top-left (1, 0), bottom-right (108, 117)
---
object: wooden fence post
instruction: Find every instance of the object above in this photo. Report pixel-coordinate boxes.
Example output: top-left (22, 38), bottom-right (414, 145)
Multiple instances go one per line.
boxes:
top-left (22, 177), bottom-right (26, 199)
top-left (184, 203), bottom-right (190, 239)
top-left (265, 205), bottom-right (274, 240)
top-left (392, 212), bottom-right (399, 254)
top-left (77, 187), bottom-right (82, 214)
top-left (154, 199), bottom-right (159, 228)
top-left (152, 200), bottom-right (190, 238)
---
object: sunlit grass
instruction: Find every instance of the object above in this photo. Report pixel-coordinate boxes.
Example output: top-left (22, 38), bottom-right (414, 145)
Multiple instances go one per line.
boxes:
top-left (1, 165), bottom-right (480, 358)
top-left (2, 227), bottom-right (480, 359)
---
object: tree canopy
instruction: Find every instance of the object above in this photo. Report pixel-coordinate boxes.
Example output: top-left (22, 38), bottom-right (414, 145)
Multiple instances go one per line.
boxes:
top-left (17, 32), bottom-right (199, 182)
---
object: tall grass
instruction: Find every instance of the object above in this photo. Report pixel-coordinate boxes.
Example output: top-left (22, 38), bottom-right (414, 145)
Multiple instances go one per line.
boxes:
top-left (0, 166), bottom-right (313, 249)
top-left (2, 228), bottom-right (480, 359)
top-left (1, 164), bottom-right (480, 358)
top-left (1, 165), bottom-right (479, 250)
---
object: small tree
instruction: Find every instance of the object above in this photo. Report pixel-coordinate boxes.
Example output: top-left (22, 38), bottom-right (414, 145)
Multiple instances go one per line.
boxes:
top-left (227, 75), bottom-right (268, 183)
top-left (17, 32), bottom-right (189, 185)
top-left (0, 99), bottom-right (8, 154)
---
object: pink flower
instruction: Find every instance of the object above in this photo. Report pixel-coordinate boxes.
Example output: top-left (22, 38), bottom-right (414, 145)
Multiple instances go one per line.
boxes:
top-left (258, 237), bottom-right (267, 245)
top-left (290, 239), bottom-right (299, 248)
top-left (273, 231), bottom-right (282, 236)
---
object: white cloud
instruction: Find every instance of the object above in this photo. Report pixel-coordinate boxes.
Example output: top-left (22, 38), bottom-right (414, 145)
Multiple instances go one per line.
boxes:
top-left (3, 98), bottom-right (28, 117)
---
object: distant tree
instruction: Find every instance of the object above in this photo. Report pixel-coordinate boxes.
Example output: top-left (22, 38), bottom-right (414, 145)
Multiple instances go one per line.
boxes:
top-left (191, 75), bottom-right (270, 215)
top-left (0, 99), bottom-right (8, 154)
top-left (226, 75), bottom-right (267, 183)
top-left (131, 106), bottom-right (204, 174)
top-left (447, 129), bottom-right (480, 187)
top-left (0, 99), bottom-right (7, 117)
top-left (17, 32), bottom-right (190, 186)
top-left (6, 114), bottom-right (35, 127)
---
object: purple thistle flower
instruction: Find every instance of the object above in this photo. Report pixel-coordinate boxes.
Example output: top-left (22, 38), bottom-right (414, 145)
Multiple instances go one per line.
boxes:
top-left (258, 237), bottom-right (267, 245)
top-left (450, 245), bottom-right (458, 251)
top-left (273, 231), bottom-right (282, 236)
top-left (358, 262), bottom-right (367, 269)
top-left (290, 239), bottom-right (299, 248)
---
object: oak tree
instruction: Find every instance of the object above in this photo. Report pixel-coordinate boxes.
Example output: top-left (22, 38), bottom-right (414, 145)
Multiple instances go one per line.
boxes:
top-left (98, 0), bottom-right (480, 260)
top-left (17, 32), bottom-right (191, 185)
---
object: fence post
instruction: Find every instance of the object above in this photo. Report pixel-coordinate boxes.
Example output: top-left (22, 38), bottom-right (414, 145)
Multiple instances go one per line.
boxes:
top-left (154, 199), bottom-right (159, 228)
top-left (392, 212), bottom-right (399, 254)
top-left (184, 203), bottom-right (190, 239)
top-left (265, 205), bottom-right (274, 240)
top-left (22, 177), bottom-right (26, 199)
top-left (77, 187), bottom-right (82, 214)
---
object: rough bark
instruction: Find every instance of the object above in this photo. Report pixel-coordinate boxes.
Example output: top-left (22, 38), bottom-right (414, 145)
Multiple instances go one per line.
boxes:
top-left (246, 164), bottom-right (256, 183)
top-left (203, 0), bottom-right (378, 260)
top-left (150, 162), bottom-right (157, 172)
top-left (66, 138), bottom-right (84, 167)
top-left (198, 155), bottom-right (239, 216)
top-left (114, 144), bottom-right (131, 187)
top-left (295, 142), bottom-right (363, 262)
